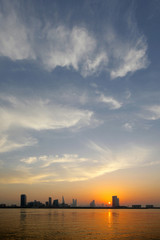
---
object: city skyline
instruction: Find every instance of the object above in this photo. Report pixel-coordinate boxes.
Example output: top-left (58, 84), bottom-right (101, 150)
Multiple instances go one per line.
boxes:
top-left (0, 193), bottom-right (159, 209)
top-left (0, 0), bottom-right (160, 206)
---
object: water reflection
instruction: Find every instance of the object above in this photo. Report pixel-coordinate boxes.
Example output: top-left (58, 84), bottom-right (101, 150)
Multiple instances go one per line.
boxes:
top-left (20, 210), bottom-right (27, 240)
top-left (20, 209), bottom-right (27, 222)
top-left (107, 210), bottom-right (112, 226)
top-left (0, 209), bottom-right (159, 240)
top-left (107, 210), bottom-right (119, 227)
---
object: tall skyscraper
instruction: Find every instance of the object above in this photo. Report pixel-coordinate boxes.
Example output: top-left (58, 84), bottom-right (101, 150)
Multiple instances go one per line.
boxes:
top-left (112, 196), bottom-right (119, 208)
top-left (72, 199), bottom-right (77, 207)
top-left (20, 194), bottom-right (27, 207)
top-left (62, 196), bottom-right (65, 205)
top-left (49, 197), bottom-right (52, 207)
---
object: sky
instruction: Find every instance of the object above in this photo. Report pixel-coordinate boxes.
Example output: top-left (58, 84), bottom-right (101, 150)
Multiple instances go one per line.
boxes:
top-left (0, 0), bottom-right (160, 206)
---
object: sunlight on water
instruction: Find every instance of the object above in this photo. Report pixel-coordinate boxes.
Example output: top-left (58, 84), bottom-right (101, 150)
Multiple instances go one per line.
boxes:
top-left (0, 209), bottom-right (160, 240)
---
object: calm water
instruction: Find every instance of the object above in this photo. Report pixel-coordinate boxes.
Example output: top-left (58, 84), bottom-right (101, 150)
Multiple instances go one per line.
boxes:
top-left (0, 209), bottom-right (160, 240)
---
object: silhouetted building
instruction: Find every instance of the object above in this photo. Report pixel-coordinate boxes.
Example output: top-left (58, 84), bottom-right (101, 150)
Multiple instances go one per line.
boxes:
top-left (132, 205), bottom-right (141, 209)
top-left (0, 204), bottom-right (6, 208)
top-left (11, 204), bottom-right (17, 207)
top-left (62, 196), bottom-right (65, 205)
top-left (53, 199), bottom-right (59, 207)
top-left (90, 200), bottom-right (96, 207)
top-left (21, 194), bottom-right (27, 207)
top-left (27, 200), bottom-right (44, 208)
top-left (146, 205), bottom-right (154, 208)
top-left (49, 197), bottom-right (52, 207)
top-left (112, 196), bottom-right (119, 208)
top-left (71, 199), bottom-right (77, 207)
top-left (59, 196), bottom-right (69, 207)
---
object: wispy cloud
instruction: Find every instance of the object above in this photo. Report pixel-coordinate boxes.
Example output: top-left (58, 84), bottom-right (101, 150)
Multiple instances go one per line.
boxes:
top-left (0, 95), bottom-right (96, 153)
top-left (0, 134), bottom-right (37, 153)
top-left (109, 34), bottom-right (149, 79)
top-left (123, 122), bottom-right (133, 132)
top-left (0, 142), bottom-right (156, 184)
top-left (82, 52), bottom-right (108, 77)
top-left (143, 105), bottom-right (160, 120)
top-left (21, 154), bottom-right (87, 168)
top-left (125, 90), bottom-right (132, 99)
top-left (20, 157), bottom-right (37, 164)
top-left (0, 4), bottom-right (35, 60)
top-left (0, 1), bottom-right (149, 79)
top-left (98, 93), bottom-right (122, 109)
top-left (88, 141), bottom-right (154, 173)
top-left (0, 95), bottom-right (94, 132)
top-left (40, 26), bottom-right (108, 76)
top-left (0, 3), bottom-right (108, 77)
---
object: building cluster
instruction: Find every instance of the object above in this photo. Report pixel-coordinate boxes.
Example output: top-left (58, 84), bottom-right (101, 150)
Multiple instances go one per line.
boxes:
top-left (89, 196), bottom-right (120, 208)
top-left (132, 204), bottom-right (154, 209)
top-left (20, 194), bottom-right (77, 208)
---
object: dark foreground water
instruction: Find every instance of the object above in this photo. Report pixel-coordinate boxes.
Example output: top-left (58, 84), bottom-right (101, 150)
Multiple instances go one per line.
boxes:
top-left (0, 209), bottom-right (160, 240)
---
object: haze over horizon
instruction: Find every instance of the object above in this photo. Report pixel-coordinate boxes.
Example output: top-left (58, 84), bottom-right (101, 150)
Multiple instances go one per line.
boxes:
top-left (0, 0), bottom-right (160, 206)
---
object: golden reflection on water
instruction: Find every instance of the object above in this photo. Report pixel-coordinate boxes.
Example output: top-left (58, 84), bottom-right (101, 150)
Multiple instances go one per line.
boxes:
top-left (0, 209), bottom-right (160, 240)
top-left (108, 210), bottom-right (111, 225)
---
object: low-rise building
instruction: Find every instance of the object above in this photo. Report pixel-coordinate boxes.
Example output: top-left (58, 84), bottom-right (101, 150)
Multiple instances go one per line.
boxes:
top-left (132, 205), bottom-right (141, 209)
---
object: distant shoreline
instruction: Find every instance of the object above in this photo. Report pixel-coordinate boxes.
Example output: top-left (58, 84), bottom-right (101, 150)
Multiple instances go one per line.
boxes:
top-left (0, 207), bottom-right (160, 209)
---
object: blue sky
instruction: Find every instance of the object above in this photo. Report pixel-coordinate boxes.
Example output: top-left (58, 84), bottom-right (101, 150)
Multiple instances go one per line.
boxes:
top-left (0, 0), bottom-right (160, 204)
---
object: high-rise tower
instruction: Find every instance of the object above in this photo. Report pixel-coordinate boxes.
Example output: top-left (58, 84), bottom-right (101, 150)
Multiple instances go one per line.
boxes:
top-left (112, 196), bottom-right (119, 208)
top-left (62, 196), bottom-right (65, 205)
top-left (49, 197), bottom-right (52, 207)
top-left (20, 194), bottom-right (27, 207)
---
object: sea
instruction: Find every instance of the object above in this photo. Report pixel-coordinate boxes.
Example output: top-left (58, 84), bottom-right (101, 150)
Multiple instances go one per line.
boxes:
top-left (0, 208), bottom-right (160, 240)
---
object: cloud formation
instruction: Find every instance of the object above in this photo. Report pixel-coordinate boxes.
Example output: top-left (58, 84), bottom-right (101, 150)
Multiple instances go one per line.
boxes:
top-left (98, 93), bottom-right (122, 109)
top-left (40, 26), bottom-right (108, 76)
top-left (143, 105), bottom-right (160, 120)
top-left (123, 122), bottom-right (133, 132)
top-left (0, 6), bottom-right (35, 60)
top-left (0, 4), bottom-right (108, 77)
top-left (110, 37), bottom-right (149, 79)
top-left (0, 1), bottom-right (148, 79)
top-left (0, 95), bottom-right (96, 153)
top-left (0, 134), bottom-right (37, 153)
top-left (0, 95), bottom-right (94, 132)
top-left (0, 142), bottom-right (156, 184)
